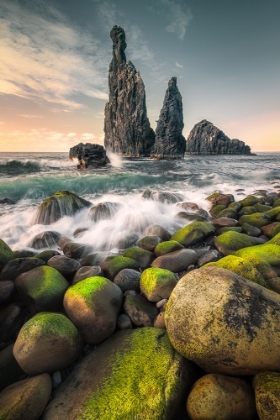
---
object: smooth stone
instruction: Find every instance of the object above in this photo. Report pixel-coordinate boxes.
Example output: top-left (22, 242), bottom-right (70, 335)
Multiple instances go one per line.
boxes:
top-left (140, 267), bottom-right (178, 302)
top-left (28, 231), bottom-right (61, 249)
top-left (0, 305), bottom-right (25, 342)
top-left (0, 281), bottom-right (15, 305)
top-left (113, 268), bottom-right (141, 292)
top-left (154, 312), bottom-right (166, 329)
top-left (117, 313), bottom-right (132, 329)
top-left (123, 294), bottom-right (158, 327)
top-left (198, 249), bottom-right (220, 267)
top-left (238, 212), bottom-right (271, 228)
top-left (212, 217), bottom-right (238, 227)
top-left (123, 247), bottom-right (154, 269)
top-left (137, 235), bottom-right (162, 252)
top-left (100, 256), bottom-right (139, 280)
top-left (47, 255), bottom-right (80, 280)
top-left (0, 257), bottom-right (45, 281)
top-left (81, 252), bottom-right (107, 266)
top-left (0, 239), bottom-right (13, 270)
top-left (0, 343), bottom-right (25, 392)
top-left (145, 224), bottom-right (171, 241)
top-left (214, 231), bottom-right (256, 256)
top-left (171, 221), bottom-right (216, 247)
top-left (36, 250), bottom-right (60, 262)
top-left (151, 249), bottom-right (198, 272)
top-left (72, 266), bottom-right (103, 284)
top-left (63, 242), bottom-right (92, 260)
top-left (154, 240), bottom-right (184, 257)
top-left (52, 371), bottom-right (62, 389)
top-left (241, 222), bottom-right (262, 237)
top-left (261, 222), bottom-right (280, 238)
top-left (156, 298), bottom-right (168, 309)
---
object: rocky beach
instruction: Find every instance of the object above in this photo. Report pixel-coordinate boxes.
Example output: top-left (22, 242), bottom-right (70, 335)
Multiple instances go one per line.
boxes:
top-left (0, 152), bottom-right (280, 419)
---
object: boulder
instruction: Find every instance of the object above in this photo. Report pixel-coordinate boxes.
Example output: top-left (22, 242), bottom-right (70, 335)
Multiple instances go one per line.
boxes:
top-left (104, 26), bottom-right (155, 156)
top-left (42, 328), bottom-right (195, 420)
top-left (69, 143), bottom-right (110, 169)
top-left (28, 231), bottom-right (61, 249)
top-left (0, 281), bottom-right (15, 305)
top-left (253, 371), bottom-right (280, 419)
top-left (15, 266), bottom-right (69, 315)
top-left (36, 249), bottom-right (60, 262)
top-left (261, 222), bottom-right (280, 238)
top-left (31, 190), bottom-right (91, 225)
top-left (145, 224), bottom-right (171, 240)
top-left (47, 255), bottom-right (80, 280)
top-left (63, 276), bottom-right (123, 344)
top-left (123, 247), bottom-right (154, 269)
top-left (152, 249), bottom-right (198, 272)
top-left (186, 120), bottom-right (252, 155)
top-left (0, 305), bottom-right (25, 342)
top-left (123, 293), bottom-right (158, 326)
top-left (142, 190), bottom-right (183, 204)
top-left (13, 312), bottom-right (83, 375)
top-left (171, 221), bottom-right (216, 246)
top-left (88, 202), bottom-right (120, 222)
top-left (0, 374), bottom-right (52, 420)
top-left (137, 235), bottom-right (162, 252)
top-left (113, 268), bottom-right (141, 292)
top-left (0, 257), bottom-right (45, 281)
top-left (72, 265), bottom-right (103, 284)
top-left (140, 267), bottom-right (178, 302)
top-left (186, 374), bottom-right (256, 420)
top-left (0, 343), bottom-right (24, 392)
top-left (150, 77), bottom-right (186, 159)
top-left (154, 240), bottom-right (184, 257)
top-left (63, 242), bottom-right (92, 259)
top-left (238, 212), bottom-right (271, 228)
top-left (0, 239), bottom-right (13, 270)
top-left (214, 231), bottom-right (256, 256)
top-left (165, 266), bottom-right (280, 375)
top-left (100, 256), bottom-right (139, 280)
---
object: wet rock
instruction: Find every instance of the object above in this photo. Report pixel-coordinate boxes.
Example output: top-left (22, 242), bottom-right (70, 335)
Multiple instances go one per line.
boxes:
top-left (137, 235), bottom-right (162, 252)
top-left (104, 26), bottom-right (155, 156)
top-left (239, 195), bottom-right (260, 207)
top-left (36, 249), bottom-right (60, 262)
top-left (0, 239), bottom-right (13, 270)
top-left (0, 305), bottom-right (25, 342)
top-left (186, 120), bottom-right (252, 155)
top-left (151, 77), bottom-right (186, 159)
top-left (12, 250), bottom-right (37, 259)
top-left (28, 231), bottom-right (61, 249)
top-left (0, 343), bottom-right (25, 392)
top-left (64, 276), bottom-right (123, 344)
top-left (31, 190), bottom-right (91, 225)
top-left (63, 242), bottom-right (92, 260)
top-left (0, 374), bottom-right (52, 420)
top-left (176, 211), bottom-right (207, 222)
top-left (253, 371), bottom-right (280, 420)
top-left (214, 231), bottom-right (256, 256)
top-left (206, 192), bottom-right (235, 207)
top-left (241, 222), bottom-right (262, 237)
top-left (152, 249), bottom-right (198, 273)
top-left (171, 221), bottom-right (216, 247)
top-left (123, 294), bottom-right (158, 326)
top-left (0, 257), bottom-right (45, 281)
top-left (266, 277), bottom-right (280, 294)
top-left (47, 255), bottom-right (80, 281)
top-left (261, 222), bottom-right (280, 238)
top-left (0, 198), bottom-right (15, 205)
top-left (100, 256), bottom-right (139, 280)
top-left (198, 249), bottom-right (220, 267)
top-left (140, 267), bottom-right (178, 302)
top-left (113, 268), bottom-right (141, 292)
top-left (142, 189), bottom-right (183, 204)
top-left (117, 313), bottom-right (132, 329)
top-left (69, 143), bottom-right (110, 169)
top-left (187, 374), bottom-right (256, 420)
top-left (216, 226), bottom-right (243, 235)
top-left (0, 281), bottom-right (15, 305)
top-left (238, 212), bottom-right (271, 228)
top-left (145, 224), bottom-right (171, 241)
top-left (212, 217), bottom-right (238, 227)
top-left (81, 252), bottom-right (107, 266)
top-left (88, 202), bottom-right (120, 222)
top-left (154, 312), bottom-right (166, 329)
top-left (154, 240), bottom-right (184, 257)
top-left (15, 266), bottom-right (69, 315)
top-left (13, 312), bottom-right (83, 375)
top-left (72, 265), bottom-right (103, 284)
top-left (165, 266), bottom-right (280, 375)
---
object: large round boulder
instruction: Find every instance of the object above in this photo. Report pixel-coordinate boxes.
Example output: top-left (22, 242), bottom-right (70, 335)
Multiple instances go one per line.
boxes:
top-left (43, 328), bottom-right (195, 420)
top-left (140, 267), bottom-right (178, 302)
top-left (63, 276), bottom-right (123, 344)
top-left (13, 312), bottom-right (83, 375)
top-left (0, 257), bottom-right (45, 281)
top-left (171, 222), bottom-right (215, 247)
top-left (165, 266), bottom-right (280, 375)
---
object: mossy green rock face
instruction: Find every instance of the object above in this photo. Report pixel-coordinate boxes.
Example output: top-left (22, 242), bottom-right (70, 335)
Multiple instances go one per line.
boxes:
top-left (265, 206), bottom-right (280, 219)
top-left (154, 240), bottom-right (184, 257)
top-left (64, 276), bottom-right (123, 344)
top-left (123, 247), bottom-right (153, 269)
top-left (268, 232), bottom-right (280, 246)
top-left (253, 371), bottom-right (280, 420)
top-left (13, 312), bottom-right (83, 375)
top-left (206, 255), bottom-right (267, 286)
top-left (171, 222), bottom-right (215, 247)
top-left (140, 268), bottom-right (178, 302)
top-left (214, 231), bottom-right (256, 256)
top-left (0, 373), bottom-right (52, 420)
top-left (238, 205), bottom-right (257, 216)
top-left (15, 266), bottom-right (69, 315)
top-left (209, 205), bottom-right (226, 218)
top-left (234, 243), bottom-right (280, 279)
top-left (43, 328), bottom-right (195, 420)
top-left (31, 190), bottom-right (91, 225)
top-left (239, 195), bottom-right (260, 207)
top-left (186, 374), bottom-right (256, 420)
top-left (100, 256), bottom-right (139, 280)
top-left (165, 266), bottom-right (280, 375)
top-left (238, 212), bottom-right (271, 228)
top-left (274, 198), bottom-right (280, 208)
top-left (0, 239), bottom-right (13, 270)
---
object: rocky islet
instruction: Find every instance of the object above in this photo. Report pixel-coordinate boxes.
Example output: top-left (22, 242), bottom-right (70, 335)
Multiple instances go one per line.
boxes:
top-left (1, 188), bottom-right (280, 418)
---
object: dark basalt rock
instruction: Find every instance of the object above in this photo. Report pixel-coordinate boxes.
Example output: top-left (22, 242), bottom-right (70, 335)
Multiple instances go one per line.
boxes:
top-left (69, 143), bottom-right (110, 169)
top-left (104, 26), bottom-right (155, 157)
top-left (151, 77), bottom-right (186, 159)
top-left (186, 120), bottom-right (252, 155)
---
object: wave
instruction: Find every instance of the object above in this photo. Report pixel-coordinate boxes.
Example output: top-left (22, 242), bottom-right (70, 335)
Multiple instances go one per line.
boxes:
top-left (0, 160), bottom-right (41, 175)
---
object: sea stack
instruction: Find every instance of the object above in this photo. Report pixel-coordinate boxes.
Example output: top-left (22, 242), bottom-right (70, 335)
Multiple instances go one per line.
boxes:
top-left (151, 77), bottom-right (186, 159)
top-left (69, 143), bottom-right (110, 169)
top-left (186, 120), bottom-right (252, 155)
top-left (104, 26), bottom-right (155, 157)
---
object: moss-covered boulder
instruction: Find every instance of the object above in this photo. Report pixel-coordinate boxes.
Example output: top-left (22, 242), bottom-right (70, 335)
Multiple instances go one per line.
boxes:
top-left (212, 217), bottom-right (238, 228)
top-left (64, 276), bottom-right (123, 344)
top-left (267, 232), bottom-right (280, 246)
top-left (241, 222), bottom-right (262, 237)
top-left (152, 249), bottom-right (198, 273)
top-left (186, 374), bottom-right (256, 420)
top-left (206, 255), bottom-right (267, 286)
top-left (206, 193), bottom-right (234, 207)
top-left (255, 203), bottom-right (272, 212)
top-left (13, 312), bottom-right (83, 375)
top-left (253, 371), bottom-right (280, 420)
top-left (214, 231), bottom-right (256, 256)
top-left (238, 205), bottom-right (257, 216)
top-left (43, 328), bottom-right (195, 420)
top-left (171, 222), bottom-right (215, 247)
top-left (0, 239), bottom-right (13, 270)
top-left (15, 266), bottom-right (69, 315)
top-left (238, 212), bottom-right (271, 228)
top-left (0, 257), bottom-right (45, 281)
top-left (209, 204), bottom-right (226, 218)
top-left (239, 195), bottom-right (260, 207)
top-left (100, 256), bottom-right (139, 280)
top-left (140, 268), bottom-right (178, 302)
top-left (234, 243), bottom-right (280, 279)
top-left (36, 250), bottom-right (60, 263)
top-left (154, 240), bottom-right (184, 257)
top-left (0, 374), bottom-right (52, 420)
top-left (165, 266), bottom-right (280, 375)
top-left (274, 198), bottom-right (280, 208)
top-left (216, 208), bottom-right (238, 219)
top-left (31, 190), bottom-right (91, 225)
top-left (216, 226), bottom-right (243, 235)
top-left (123, 247), bottom-right (153, 269)
top-left (265, 206), bottom-right (280, 220)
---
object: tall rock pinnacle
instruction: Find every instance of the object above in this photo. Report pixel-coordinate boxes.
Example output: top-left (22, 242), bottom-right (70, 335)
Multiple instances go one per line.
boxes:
top-left (151, 77), bottom-right (186, 159)
top-left (104, 26), bottom-right (155, 157)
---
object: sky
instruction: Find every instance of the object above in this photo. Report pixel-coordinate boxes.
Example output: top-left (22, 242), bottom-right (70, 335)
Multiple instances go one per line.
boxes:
top-left (0, 0), bottom-right (279, 152)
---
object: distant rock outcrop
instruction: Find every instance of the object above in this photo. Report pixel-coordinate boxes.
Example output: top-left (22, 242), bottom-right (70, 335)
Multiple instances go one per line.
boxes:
top-left (186, 120), bottom-right (252, 155)
top-left (151, 77), bottom-right (186, 159)
top-left (69, 143), bottom-right (110, 169)
top-left (104, 26), bottom-right (155, 157)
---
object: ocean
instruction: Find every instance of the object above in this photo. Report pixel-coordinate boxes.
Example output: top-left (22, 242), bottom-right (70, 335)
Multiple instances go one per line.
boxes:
top-left (0, 151), bottom-right (279, 253)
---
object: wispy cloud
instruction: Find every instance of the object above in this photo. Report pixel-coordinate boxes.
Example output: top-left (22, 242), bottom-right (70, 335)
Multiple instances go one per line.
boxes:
top-left (151, 0), bottom-right (192, 40)
top-left (0, 1), bottom-right (109, 111)
top-left (20, 114), bottom-right (43, 119)
top-left (175, 62), bottom-right (183, 68)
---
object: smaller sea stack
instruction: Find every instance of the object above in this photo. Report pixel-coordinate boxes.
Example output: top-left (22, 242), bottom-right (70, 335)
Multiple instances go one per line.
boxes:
top-left (69, 143), bottom-right (110, 169)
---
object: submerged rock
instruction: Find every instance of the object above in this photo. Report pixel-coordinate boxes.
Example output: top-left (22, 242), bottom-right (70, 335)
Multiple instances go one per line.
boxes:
top-left (104, 26), bottom-right (155, 156)
top-left (151, 77), bottom-right (186, 159)
top-left (186, 120), bottom-right (252, 155)
top-left (69, 143), bottom-right (110, 169)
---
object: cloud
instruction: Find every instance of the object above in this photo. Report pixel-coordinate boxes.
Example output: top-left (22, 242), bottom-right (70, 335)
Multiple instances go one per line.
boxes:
top-left (175, 62), bottom-right (183, 68)
top-left (20, 115), bottom-right (43, 118)
top-left (151, 0), bottom-right (192, 40)
top-left (0, 1), bottom-right (109, 111)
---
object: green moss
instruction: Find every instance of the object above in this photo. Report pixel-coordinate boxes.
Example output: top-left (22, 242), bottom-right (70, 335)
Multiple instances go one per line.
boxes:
top-left (255, 203), bottom-right (272, 212)
top-left (101, 256), bottom-right (139, 279)
top-left (79, 328), bottom-right (186, 419)
top-left (154, 240), bottom-right (184, 257)
top-left (238, 212), bottom-right (271, 228)
top-left (123, 247), bottom-right (152, 260)
top-left (206, 255), bottom-right (266, 286)
top-left (273, 198), bottom-right (280, 208)
top-left (268, 233), bottom-right (280, 246)
top-left (265, 207), bottom-right (280, 219)
top-left (65, 276), bottom-right (108, 306)
top-left (217, 227), bottom-right (242, 234)
top-left (215, 209), bottom-right (237, 219)
top-left (235, 244), bottom-right (280, 279)
top-left (239, 195), bottom-right (260, 207)
top-left (238, 206), bottom-right (257, 216)
top-left (140, 268), bottom-right (177, 295)
top-left (0, 239), bottom-right (13, 269)
top-left (214, 231), bottom-right (255, 255)
top-left (171, 222), bottom-right (215, 247)
top-left (253, 372), bottom-right (280, 392)
top-left (209, 205), bottom-right (226, 218)
top-left (227, 201), bottom-right (242, 211)
top-left (27, 265), bottom-right (68, 300)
